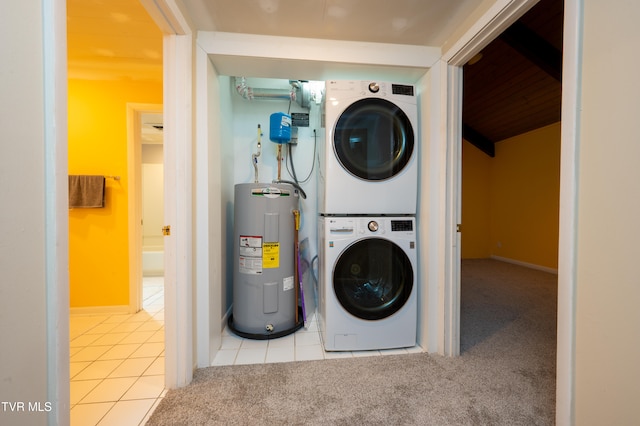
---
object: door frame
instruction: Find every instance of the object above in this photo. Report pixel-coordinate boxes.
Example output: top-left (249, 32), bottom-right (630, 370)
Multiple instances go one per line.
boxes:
top-left (440, 0), bottom-right (540, 357)
top-left (140, 0), bottom-right (195, 388)
top-left (127, 103), bottom-right (163, 314)
top-left (441, 0), bottom-right (580, 423)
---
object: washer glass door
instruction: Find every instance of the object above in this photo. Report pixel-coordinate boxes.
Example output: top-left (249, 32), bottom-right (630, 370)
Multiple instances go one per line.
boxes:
top-left (334, 98), bottom-right (414, 181)
top-left (333, 238), bottom-right (413, 320)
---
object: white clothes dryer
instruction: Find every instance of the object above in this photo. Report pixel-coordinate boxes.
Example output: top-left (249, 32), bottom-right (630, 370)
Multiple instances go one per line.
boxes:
top-left (318, 216), bottom-right (417, 351)
top-left (319, 80), bottom-right (418, 215)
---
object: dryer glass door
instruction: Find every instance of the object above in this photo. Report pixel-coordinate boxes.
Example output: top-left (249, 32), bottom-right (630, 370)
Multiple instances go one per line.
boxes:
top-left (334, 98), bottom-right (414, 181)
top-left (333, 238), bottom-right (413, 320)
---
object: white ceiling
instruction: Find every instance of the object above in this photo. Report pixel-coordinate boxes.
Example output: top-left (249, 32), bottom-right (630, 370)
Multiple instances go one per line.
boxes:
top-left (67, 0), bottom-right (487, 82)
top-left (67, 0), bottom-right (163, 81)
top-left (182, 0), bottom-right (485, 46)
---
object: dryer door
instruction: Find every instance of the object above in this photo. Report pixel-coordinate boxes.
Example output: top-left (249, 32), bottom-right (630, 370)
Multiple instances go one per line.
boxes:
top-left (333, 238), bottom-right (413, 320)
top-left (334, 98), bottom-right (414, 181)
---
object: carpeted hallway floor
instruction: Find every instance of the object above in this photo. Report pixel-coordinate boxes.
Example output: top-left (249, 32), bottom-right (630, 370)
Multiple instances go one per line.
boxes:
top-left (147, 258), bottom-right (557, 425)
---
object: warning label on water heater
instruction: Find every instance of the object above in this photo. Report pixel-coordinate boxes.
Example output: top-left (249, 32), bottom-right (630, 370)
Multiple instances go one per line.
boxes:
top-left (239, 235), bottom-right (263, 275)
top-left (262, 242), bottom-right (280, 269)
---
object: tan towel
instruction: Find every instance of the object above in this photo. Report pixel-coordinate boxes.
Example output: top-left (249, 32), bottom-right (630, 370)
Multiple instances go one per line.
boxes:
top-left (69, 175), bottom-right (105, 208)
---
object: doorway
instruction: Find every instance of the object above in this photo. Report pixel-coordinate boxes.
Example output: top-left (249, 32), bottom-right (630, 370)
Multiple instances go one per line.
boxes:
top-left (141, 112), bottom-right (164, 278)
top-left (459, 0), bottom-right (563, 350)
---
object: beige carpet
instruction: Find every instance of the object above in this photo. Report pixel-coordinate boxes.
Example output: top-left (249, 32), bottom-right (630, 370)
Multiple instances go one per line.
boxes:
top-left (148, 259), bottom-right (557, 425)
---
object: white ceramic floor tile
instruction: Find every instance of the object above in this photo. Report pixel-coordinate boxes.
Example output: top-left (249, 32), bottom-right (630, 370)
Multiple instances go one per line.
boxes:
top-left (70, 361), bottom-right (92, 379)
top-left (220, 334), bottom-right (243, 350)
top-left (379, 348), bottom-right (409, 356)
top-left (127, 311), bottom-right (154, 323)
top-left (267, 334), bottom-right (295, 349)
top-left (73, 360), bottom-right (123, 381)
top-left (146, 329), bottom-right (165, 343)
top-left (69, 278), bottom-right (166, 425)
top-left (121, 375), bottom-right (165, 400)
top-left (234, 348), bottom-right (267, 365)
top-left (118, 331), bottom-right (155, 345)
top-left (85, 322), bottom-right (120, 335)
top-left (295, 331), bottom-right (321, 347)
top-left (211, 349), bottom-right (238, 366)
top-left (140, 396), bottom-right (164, 425)
top-left (323, 350), bottom-right (354, 359)
top-left (107, 322), bottom-right (143, 334)
top-left (143, 357), bottom-right (165, 376)
top-left (70, 334), bottom-right (102, 348)
top-left (102, 314), bottom-right (131, 324)
top-left (352, 350), bottom-right (381, 358)
top-left (71, 346), bottom-right (111, 362)
top-left (98, 344), bottom-right (142, 361)
top-left (70, 402), bottom-right (114, 426)
top-left (96, 399), bottom-right (156, 426)
top-left (302, 321), bottom-right (319, 333)
top-left (265, 346), bottom-right (295, 364)
top-left (130, 342), bottom-right (164, 358)
top-left (135, 321), bottom-right (163, 332)
top-left (108, 357), bottom-right (155, 378)
top-left (91, 333), bottom-right (130, 346)
top-left (295, 344), bottom-right (325, 361)
top-left (70, 379), bottom-right (102, 405)
top-left (240, 338), bottom-right (269, 350)
top-left (80, 377), bottom-right (138, 404)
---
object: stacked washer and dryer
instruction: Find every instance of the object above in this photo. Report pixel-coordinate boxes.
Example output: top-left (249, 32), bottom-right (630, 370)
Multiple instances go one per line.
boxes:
top-left (318, 80), bottom-right (419, 351)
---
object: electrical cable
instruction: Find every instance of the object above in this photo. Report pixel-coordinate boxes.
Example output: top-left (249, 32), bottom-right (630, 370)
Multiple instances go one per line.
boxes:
top-left (284, 128), bottom-right (317, 185)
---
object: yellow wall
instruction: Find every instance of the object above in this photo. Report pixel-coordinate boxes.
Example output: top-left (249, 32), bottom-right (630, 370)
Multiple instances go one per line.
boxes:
top-left (68, 79), bottom-right (162, 308)
top-left (461, 140), bottom-right (492, 257)
top-left (462, 122), bottom-right (560, 269)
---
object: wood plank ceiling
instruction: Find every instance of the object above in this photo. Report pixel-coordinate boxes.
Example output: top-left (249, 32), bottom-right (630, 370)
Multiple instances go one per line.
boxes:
top-left (462, 0), bottom-right (564, 157)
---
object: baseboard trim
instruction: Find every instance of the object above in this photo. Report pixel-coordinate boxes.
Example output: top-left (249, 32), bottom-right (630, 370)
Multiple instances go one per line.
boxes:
top-left (70, 305), bottom-right (131, 316)
top-left (490, 255), bottom-right (558, 275)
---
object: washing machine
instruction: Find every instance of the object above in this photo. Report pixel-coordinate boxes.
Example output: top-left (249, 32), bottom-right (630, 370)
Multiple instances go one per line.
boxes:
top-left (319, 80), bottom-right (418, 215)
top-left (318, 216), bottom-right (417, 351)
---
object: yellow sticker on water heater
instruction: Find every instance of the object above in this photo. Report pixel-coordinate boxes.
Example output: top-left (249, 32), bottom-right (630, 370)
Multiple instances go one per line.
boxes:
top-left (262, 243), bottom-right (280, 268)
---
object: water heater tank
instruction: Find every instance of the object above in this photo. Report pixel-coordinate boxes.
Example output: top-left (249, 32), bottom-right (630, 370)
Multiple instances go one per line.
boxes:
top-left (230, 182), bottom-right (301, 338)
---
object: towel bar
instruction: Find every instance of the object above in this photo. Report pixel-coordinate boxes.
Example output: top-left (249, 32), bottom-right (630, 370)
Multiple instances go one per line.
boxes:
top-left (105, 175), bottom-right (121, 181)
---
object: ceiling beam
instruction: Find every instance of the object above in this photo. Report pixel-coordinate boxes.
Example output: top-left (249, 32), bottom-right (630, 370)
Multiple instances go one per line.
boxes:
top-left (499, 21), bottom-right (562, 82)
top-left (462, 123), bottom-right (495, 157)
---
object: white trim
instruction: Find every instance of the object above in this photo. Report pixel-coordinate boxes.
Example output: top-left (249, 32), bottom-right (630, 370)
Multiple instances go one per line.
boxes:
top-left (127, 103), bottom-right (163, 315)
top-left (198, 31), bottom-right (440, 69)
top-left (490, 255), bottom-right (559, 275)
top-left (194, 43), bottom-right (223, 367)
top-left (556, 0), bottom-right (582, 424)
top-left (443, 0), bottom-right (539, 65)
top-left (45, 0), bottom-right (70, 423)
top-left (140, 0), bottom-right (193, 35)
top-left (444, 64), bottom-right (463, 356)
top-left (163, 32), bottom-right (194, 388)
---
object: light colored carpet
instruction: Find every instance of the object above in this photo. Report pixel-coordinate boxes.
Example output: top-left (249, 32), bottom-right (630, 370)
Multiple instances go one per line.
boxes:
top-left (147, 259), bottom-right (557, 425)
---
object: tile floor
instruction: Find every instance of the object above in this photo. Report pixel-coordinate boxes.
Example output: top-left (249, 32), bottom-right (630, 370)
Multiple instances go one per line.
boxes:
top-left (213, 311), bottom-right (423, 366)
top-left (70, 278), bottom-right (422, 425)
top-left (69, 277), bottom-right (165, 426)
